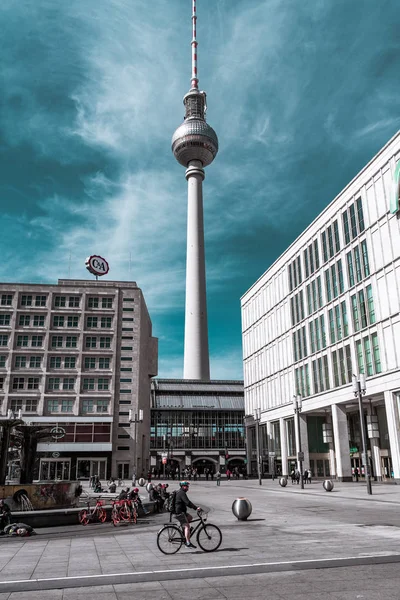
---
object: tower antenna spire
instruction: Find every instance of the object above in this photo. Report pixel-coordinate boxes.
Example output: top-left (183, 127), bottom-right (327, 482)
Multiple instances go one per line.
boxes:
top-left (191, 0), bottom-right (199, 89)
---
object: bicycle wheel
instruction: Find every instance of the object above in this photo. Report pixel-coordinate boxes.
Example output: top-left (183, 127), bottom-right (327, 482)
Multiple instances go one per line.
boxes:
top-left (119, 505), bottom-right (131, 521)
top-left (79, 509), bottom-right (89, 526)
top-left (98, 508), bottom-right (107, 523)
top-left (196, 524), bottom-right (222, 552)
top-left (111, 507), bottom-right (120, 526)
top-left (157, 525), bottom-right (183, 555)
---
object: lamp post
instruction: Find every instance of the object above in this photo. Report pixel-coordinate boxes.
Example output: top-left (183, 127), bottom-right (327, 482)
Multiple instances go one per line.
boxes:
top-left (254, 408), bottom-right (262, 486)
top-left (352, 374), bottom-right (372, 495)
top-left (129, 409), bottom-right (144, 476)
top-left (293, 395), bottom-right (304, 490)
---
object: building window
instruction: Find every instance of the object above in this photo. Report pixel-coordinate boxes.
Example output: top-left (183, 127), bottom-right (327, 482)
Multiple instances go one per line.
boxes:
top-left (349, 204), bottom-right (357, 239)
top-left (13, 377), bottom-right (25, 390)
top-left (98, 378), bottom-right (109, 391)
top-left (84, 357), bottom-right (96, 369)
top-left (50, 356), bottom-right (61, 368)
top-left (342, 199), bottom-right (365, 246)
top-left (82, 399), bottom-right (94, 413)
top-left (97, 399), bottom-right (109, 413)
top-left (21, 295), bottom-right (32, 307)
top-left (48, 378), bottom-right (60, 391)
top-left (357, 333), bottom-right (381, 376)
top-left (25, 398), bottom-right (38, 412)
top-left (122, 318), bottom-right (134, 322)
top-left (88, 297), bottom-right (99, 309)
top-left (351, 287), bottom-right (375, 332)
top-left (341, 301), bottom-right (349, 337)
top-left (47, 399), bottom-right (59, 412)
top-left (29, 356), bottom-right (41, 368)
top-left (85, 337), bottom-right (97, 348)
top-left (356, 197), bottom-right (365, 233)
top-left (372, 332), bottom-right (381, 373)
top-left (35, 295), bottom-right (46, 307)
top-left (120, 378), bottom-right (132, 383)
top-left (342, 211), bottom-right (350, 245)
top-left (31, 336), bottom-right (43, 347)
top-left (19, 315), bottom-right (30, 326)
top-left (15, 356), bottom-right (26, 369)
top-left (102, 298), bottom-right (113, 309)
top-left (54, 296), bottom-right (66, 307)
top-left (33, 315), bottom-right (45, 327)
top-left (100, 337), bottom-right (111, 349)
top-left (0, 355), bottom-right (6, 367)
top-left (10, 399), bottom-right (23, 411)
top-left (61, 399), bottom-right (73, 413)
top-left (295, 365), bottom-right (310, 397)
top-left (66, 336), bottom-right (77, 348)
top-left (361, 240), bottom-right (370, 277)
top-left (1, 294), bottom-right (12, 306)
top-left (0, 314), bottom-right (11, 326)
top-left (67, 316), bottom-right (79, 328)
top-left (16, 335), bottom-right (28, 347)
top-left (51, 336), bottom-right (63, 348)
top-left (53, 316), bottom-right (64, 327)
top-left (68, 296), bottom-right (80, 308)
top-left (123, 308), bottom-right (134, 312)
top-left (64, 356), bottom-right (76, 368)
top-left (27, 377), bottom-right (39, 390)
top-left (121, 368), bottom-right (132, 372)
top-left (121, 357), bottom-right (132, 362)
top-left (123, 298), bottom-right (135, 302)
top-left (121, 346), bottom-right (133, 351)
top-left (87, 316), bottom-right (98, 328)
top-left (366, 285), bottom-right (375, 324)
top-left (63, 378), bottom-right (75, 390)
top-left (83, 378), bottom-right (95, 391)
top-left (101, 317), bottom-right (112, 328)
top-left (332, 344), bottom-right (352, 387)
top-left (312, 356), bottom-right (330, 394)
top-left (99, 357), bottom-right (110, 369)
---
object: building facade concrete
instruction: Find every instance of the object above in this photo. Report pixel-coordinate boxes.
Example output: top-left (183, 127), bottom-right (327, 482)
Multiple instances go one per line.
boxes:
top-left (241, 132), bottom-right (400, 481)
top-left (0, 279), bottom-right (157, 482)
top-left (150, 379), bottom-right (245, 476)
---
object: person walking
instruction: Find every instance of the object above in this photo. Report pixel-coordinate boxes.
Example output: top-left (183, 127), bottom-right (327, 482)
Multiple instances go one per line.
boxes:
top-left (216, 470), bottom-right (221, 486)
top-left (132, 471), bottom-right (136, 487)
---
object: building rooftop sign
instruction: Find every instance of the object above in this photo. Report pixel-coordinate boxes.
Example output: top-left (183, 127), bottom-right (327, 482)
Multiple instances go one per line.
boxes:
top-left (85, 255), bottom-right (109, 277)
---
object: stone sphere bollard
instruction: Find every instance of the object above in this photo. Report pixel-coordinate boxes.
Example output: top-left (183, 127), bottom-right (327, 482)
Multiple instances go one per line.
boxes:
top-left (146, 483), bottom-right (153, 492)
top-left (138, 478), bottom-right (146, 487)
top-left (232, 497), bottom-right (252, 521)
top-left (279, 477), bottom-right (287, 487)
top-left (323, 479), bottom-right (334, 492)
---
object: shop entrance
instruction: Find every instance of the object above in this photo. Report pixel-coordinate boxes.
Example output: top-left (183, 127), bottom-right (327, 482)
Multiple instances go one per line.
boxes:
top-left (77, 458), bottom-right (107, 480)
top-left (39, 459), bottom-right (71, 481)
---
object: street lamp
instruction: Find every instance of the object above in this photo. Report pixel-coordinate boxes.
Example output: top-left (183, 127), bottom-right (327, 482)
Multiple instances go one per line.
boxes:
top-left (293, 395), bottom-right (304, 490)
top-left (254, 408), bottom-right (262, 486)
top-left (129, 409), bottom-right (144, 475)
top-left (352, 374), bottom-right (372, 495)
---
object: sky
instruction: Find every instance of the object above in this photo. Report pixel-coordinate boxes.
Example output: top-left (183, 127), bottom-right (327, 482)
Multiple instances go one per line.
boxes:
top-left (1, 0), bottom-right (400, 380)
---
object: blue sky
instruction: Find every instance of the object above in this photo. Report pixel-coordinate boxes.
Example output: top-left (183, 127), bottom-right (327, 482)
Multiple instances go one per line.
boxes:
top-left (1, 0), bottom-right (400, 379)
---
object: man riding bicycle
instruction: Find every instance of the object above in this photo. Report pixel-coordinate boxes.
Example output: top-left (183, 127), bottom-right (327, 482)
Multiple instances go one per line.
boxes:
top-left (174, 480), bottom-right (201, 549)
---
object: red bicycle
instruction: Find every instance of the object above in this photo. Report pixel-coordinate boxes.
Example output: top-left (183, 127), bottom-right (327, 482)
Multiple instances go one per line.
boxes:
top-left (79, 498), bottom-right (107, 525)
top-left (111, 499), bottom-right (137, 526)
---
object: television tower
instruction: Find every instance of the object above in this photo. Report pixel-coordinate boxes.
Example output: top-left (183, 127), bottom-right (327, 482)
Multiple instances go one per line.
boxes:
top-left (172, 0), bottom-right (218, 381)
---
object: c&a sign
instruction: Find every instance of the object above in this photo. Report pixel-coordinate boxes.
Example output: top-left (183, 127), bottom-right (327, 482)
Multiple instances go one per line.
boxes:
top-left (85, 255), bottom-right (110, 277)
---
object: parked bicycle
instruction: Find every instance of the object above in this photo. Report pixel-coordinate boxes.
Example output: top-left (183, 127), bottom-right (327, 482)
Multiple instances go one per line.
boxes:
top-left (111, 499), bottom-right (137, 526)
top-left (157, 509), bottom-right (222, 554)
top-left (78, 498), bottom-right (107, 525)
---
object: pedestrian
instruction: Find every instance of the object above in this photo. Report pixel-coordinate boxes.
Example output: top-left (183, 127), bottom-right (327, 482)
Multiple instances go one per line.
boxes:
top-left (210, 470), bottom-right (214, 481)
top-left (295, 469), bottom-right (300, 484)
top-left (303, 469), bottom-right (308, 484)
top-left (216, 470), bottom-right (221, 486)
top-left (354, 467), bottom-right (359, 482)
top-left (291, 469), bottom-right (296, 484)
top-left (205, 468), bottom-right (209, 481)
top-left (307, 469), bottom-right (312, 484)
top-left (132, 471), bottom-right (136, 487)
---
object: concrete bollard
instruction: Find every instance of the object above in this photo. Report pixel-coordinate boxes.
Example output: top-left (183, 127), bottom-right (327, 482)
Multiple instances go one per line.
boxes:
top-left (232, 497), bottom-right (252, 520)
top-left (138, 478), bottom-right (146, 487)
top-left (279, 477), bottom-right (288, 487)
top-left (323, 480), bottom-right (334, 492)
top-left (146, 483), bottom-right (153, 493)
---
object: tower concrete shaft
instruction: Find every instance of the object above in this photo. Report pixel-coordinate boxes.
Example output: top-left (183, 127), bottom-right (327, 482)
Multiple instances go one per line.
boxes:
top-left (183, 160), bottom-right (210, 380)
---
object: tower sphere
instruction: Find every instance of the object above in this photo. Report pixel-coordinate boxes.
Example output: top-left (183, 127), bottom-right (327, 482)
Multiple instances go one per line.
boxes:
top-left (172, 118), bottom-right (218, 168)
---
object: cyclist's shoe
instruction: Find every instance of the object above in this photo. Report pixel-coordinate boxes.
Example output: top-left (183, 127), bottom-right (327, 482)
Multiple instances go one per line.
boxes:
top-left (185, 542), bottom-right (197, 549)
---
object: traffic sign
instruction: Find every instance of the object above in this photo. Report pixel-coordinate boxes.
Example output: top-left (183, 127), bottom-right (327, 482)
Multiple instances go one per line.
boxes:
top-left (297, 451), bottom-right (304, 461)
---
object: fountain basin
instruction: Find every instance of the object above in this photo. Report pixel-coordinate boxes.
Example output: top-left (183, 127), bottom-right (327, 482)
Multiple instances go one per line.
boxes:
top-left (0, 482), bottom-right (82, 511)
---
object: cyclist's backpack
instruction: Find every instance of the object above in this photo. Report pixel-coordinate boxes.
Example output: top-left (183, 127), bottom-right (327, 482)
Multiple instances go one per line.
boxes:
top-left (167, 490), bottom-right (178, 513)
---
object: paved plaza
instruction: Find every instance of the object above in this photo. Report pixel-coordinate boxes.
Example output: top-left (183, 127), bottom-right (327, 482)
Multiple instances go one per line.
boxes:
top-left (1, 479), bottom-right (400, 599)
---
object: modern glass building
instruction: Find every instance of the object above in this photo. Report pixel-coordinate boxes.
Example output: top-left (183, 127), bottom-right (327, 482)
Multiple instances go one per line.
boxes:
top-left (241, 131), bottom-right (400, 481)
top-left (150, 379), bottom-right (245, 475)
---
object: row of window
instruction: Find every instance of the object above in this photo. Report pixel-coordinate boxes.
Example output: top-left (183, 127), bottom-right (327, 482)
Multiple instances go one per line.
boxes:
top-left (295, 333), bottom-right (381, 397)
top-left (293, 286), bottom-right (376, 363)
top-left (0, 335), bottom-right (113, 349)
top-left (5, 398), bottom-right (110, 414)
top-left (5, 376), bottom-right (111, 392)
top-left (290, 242), bottom-right (371, 327)
top-left (0, 294), bottom-right (115, 309)
top-left (0, 355), bottom-right (113, 370)
top-left (288, 197), bottom-right (365, 292)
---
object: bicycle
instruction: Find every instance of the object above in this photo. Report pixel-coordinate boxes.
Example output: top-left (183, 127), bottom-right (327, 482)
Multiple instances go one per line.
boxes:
top-left (78, 498), bottom-right (107, 525)
top-left (157, 509), bottom-right (222, 554)
top-left (111, 499), bottom-right (137, 526)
